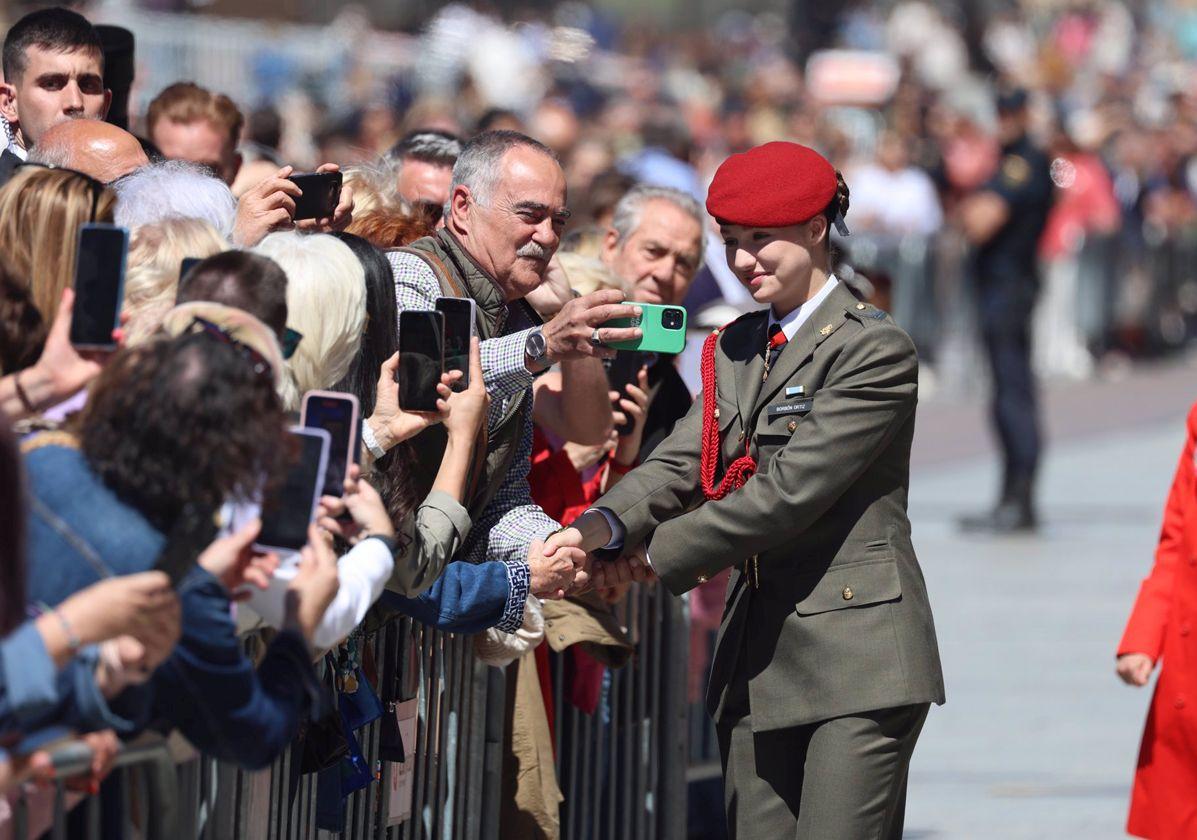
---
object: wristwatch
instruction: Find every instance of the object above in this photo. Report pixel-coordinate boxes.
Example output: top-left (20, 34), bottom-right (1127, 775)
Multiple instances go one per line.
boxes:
top-left (524, 327), bottom-right (550, 372)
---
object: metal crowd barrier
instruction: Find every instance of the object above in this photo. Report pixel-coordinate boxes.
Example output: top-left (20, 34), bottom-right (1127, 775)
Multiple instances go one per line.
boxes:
top-left (8, 590), bottom-right (693, 840)
top-left (551, 584), bottom-right (689, 840)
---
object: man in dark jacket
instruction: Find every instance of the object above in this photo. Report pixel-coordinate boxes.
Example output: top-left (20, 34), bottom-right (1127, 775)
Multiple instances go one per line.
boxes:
top-left (600, 183), bottom-right (706, 457)
top-left (0, 8), bottom-right (110, 188)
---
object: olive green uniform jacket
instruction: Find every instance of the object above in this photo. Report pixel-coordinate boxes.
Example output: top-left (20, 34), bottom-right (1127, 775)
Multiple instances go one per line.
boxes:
top-left (594, 282), bottom-right (945, 731)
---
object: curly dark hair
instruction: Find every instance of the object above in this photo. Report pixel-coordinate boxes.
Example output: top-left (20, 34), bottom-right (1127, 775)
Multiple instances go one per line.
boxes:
top-left (76, 332), bottom-right (290, 532)
top-left (329, 232), bottom-right (420, 523)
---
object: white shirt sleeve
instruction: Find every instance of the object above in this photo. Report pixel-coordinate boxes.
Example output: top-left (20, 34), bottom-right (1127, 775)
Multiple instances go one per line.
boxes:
top-left (239, 538), bottom-right (394, 651)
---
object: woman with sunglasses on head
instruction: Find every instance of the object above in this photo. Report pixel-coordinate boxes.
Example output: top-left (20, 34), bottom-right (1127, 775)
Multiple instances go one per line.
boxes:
top-left (21, 305), bottom-right (340, 769)
top-left (553, 143), bottom-right (945, 839)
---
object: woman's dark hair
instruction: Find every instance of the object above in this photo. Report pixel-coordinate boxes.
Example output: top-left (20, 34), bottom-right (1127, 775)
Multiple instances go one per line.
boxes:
top-left (77, 332), bottom-right (290, 532)
top-left (0, 258), bottom-right (45, 374)
top-left (822, 172), bottom-right (851, 241)
top-left (329, 231), bottom-right (420, 523)
top-left (177, 250), bottom-right (289, 340)
top-left (0, 415), bottom-right (27, 636)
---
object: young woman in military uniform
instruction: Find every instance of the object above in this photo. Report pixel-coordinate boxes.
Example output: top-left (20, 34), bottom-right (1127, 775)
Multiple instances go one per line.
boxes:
top-left (550, 141), bottom-right (945, 838)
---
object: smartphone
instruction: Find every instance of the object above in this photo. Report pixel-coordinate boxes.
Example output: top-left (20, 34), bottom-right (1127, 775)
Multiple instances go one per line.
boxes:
top-left (603, 303), bottom-right (687, 355)
top-left (436, 297), bottom-right (476, 391)
top-left (70, 223), bottom-right (129, 350)
top-left (257, 427), bottom-right (331, 551)
top-left (397, 310), bottom-right (445, 412)
top-left (301, 391), bottom-right (360, 498)
top-left (288, 171), bottom-right (343, 221)
top-left (605, 350), bottom-right (650, 436)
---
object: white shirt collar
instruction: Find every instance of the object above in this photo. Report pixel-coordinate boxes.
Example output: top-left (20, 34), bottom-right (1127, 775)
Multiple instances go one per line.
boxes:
top-left (769, 275), bottom-right (839, 342)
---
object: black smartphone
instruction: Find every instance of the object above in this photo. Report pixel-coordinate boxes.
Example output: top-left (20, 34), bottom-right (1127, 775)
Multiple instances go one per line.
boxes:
top-left (301, 391), bottom-right (361, 497)
top-left (287, 171), bottom-right (343, 221)
top-left (605, 350), bottom-right (657, 436)
top-left (436, 297), bottom-right (476, 391)
top-left (70, 223), bottom-right (129, 350)
top-left (258, 427), bottom-right (331, 551)
top-left (398, 311), bottom-right (445, 412)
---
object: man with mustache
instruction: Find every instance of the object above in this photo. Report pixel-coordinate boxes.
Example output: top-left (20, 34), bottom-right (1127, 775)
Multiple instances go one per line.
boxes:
top-left (385, 130), bottom-right (642, 633)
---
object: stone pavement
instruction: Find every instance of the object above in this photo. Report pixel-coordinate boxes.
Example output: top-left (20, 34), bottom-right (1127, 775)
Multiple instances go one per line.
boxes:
top-left (903, 362), bottom-right (1196, 838)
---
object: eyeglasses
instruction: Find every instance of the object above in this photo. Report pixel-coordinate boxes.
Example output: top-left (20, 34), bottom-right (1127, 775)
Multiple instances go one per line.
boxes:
top-left (15, 160), bottom-right (108, 222)
top-left (187, 316), bottom-right (274, 382)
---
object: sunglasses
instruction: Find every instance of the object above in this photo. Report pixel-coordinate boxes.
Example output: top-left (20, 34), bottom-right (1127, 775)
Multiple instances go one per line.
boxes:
top-left (412, 200), bottom-right (444, 226)
top-left (16, 161), bottom-right (107, 222)
top-left (282, 327), bottom-right (303, 360)
top-left (187, 316), bottom-right (274, 382)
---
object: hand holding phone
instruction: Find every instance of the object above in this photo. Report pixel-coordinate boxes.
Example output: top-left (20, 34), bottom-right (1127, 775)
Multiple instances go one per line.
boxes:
top-left (602, 303), bottom-right (687, 355)
top-left (287, 171), bottom-right (343, 221)
top-left (70, 223), bottom-right (129, 350)
top-left (397, 310), bottom-right (445, 412)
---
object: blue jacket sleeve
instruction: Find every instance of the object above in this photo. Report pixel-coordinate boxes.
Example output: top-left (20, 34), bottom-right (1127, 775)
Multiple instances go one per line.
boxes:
top-left (0, 620), bottom-right (149, 742)
top-left (377, 560), bottom-right (511, 634)
top-left (149, 568), bottom-right (320, 770)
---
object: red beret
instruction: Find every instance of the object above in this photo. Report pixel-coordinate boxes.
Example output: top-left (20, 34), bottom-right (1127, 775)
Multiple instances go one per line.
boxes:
top-left (706, 142), bottom-right (837, 227)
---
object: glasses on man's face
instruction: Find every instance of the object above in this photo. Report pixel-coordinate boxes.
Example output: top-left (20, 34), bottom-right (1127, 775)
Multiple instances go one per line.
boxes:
top-left (187, 316), bottom-right (274, 382)
top-left (16, 161), bottom-right (106, 222)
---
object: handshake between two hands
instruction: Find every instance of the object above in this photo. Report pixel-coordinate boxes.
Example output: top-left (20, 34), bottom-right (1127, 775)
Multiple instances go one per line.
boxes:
top-left (525, 526), bottom-right (655, 600)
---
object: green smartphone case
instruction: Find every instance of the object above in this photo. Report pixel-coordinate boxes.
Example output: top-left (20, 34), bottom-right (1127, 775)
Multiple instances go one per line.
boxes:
top-left (605, 303), bottom-right (687, 354)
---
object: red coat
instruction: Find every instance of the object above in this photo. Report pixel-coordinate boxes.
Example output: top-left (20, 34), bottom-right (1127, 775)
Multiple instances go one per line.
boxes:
top-left (1119, 403), bottom-right (1197, 839)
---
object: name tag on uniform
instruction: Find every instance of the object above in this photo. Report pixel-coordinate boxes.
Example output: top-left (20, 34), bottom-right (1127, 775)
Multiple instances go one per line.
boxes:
top-left (768, 398), bottom-right (813, 418)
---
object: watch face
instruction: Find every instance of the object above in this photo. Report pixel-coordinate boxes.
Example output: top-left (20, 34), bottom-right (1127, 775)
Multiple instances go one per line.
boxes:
top-left (526, 330), bottom-right (547, 359)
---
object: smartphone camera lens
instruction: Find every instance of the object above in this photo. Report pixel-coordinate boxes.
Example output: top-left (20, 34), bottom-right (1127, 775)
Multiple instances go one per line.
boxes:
top-left (662, 308), bottom-right (684, 330)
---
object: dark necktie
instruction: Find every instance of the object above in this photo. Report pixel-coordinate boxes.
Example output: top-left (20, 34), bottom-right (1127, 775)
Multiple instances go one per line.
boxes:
top-left (765, 323), bottom-right (788, 376)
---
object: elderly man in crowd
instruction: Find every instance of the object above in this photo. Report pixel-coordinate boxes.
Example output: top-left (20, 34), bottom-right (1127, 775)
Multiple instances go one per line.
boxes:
top-left (0, 8), bottom-right (110, 186)
top-left (387, 129), bottom-right (642, 630)
top-left (28, 118), bottom-right (148, 183)
top-left (387, 128), bottom-right (463, 226)
top-left (599, 183), bottom-right (704, 456)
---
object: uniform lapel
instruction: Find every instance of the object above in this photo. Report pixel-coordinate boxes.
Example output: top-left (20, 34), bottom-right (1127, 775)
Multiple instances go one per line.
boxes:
top-left (754, 282), bottom-right (856, 410)
top-left (731, 314), bottom-right (768, 419)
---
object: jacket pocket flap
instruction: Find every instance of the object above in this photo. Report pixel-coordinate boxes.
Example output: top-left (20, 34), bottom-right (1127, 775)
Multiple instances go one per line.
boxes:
top-left (795, 558), bottom-right (902, 616)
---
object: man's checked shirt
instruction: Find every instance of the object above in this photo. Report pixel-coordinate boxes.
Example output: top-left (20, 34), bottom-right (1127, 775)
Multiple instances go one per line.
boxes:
top-left (387, 249), bottom-right (560, 632)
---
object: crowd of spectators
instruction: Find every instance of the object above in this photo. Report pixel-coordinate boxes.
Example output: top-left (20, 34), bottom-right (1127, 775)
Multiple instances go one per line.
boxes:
top-left (2, 0), bottom-right (1197, 835)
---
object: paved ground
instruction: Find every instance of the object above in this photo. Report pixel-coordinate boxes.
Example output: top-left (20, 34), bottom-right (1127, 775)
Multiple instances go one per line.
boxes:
top-left (904, 356), bottom-right (1197, 838)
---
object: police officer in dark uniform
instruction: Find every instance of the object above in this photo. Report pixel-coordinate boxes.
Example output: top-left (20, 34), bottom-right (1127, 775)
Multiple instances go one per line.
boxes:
top-left (959, 87), bottom-right (1054, 533)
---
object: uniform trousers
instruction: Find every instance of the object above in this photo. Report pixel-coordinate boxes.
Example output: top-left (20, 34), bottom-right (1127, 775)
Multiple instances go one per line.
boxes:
top-left (716, 702), bottom-right (929, 839)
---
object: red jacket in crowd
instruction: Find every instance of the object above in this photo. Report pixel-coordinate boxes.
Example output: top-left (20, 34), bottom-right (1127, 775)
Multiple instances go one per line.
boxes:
top-left (1119, 402), bottom-right (1197, 839)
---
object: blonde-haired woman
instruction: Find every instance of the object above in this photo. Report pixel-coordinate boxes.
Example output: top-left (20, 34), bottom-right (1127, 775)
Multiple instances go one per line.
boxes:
top-left (0, 165), bottom-right (116, 322)
top-left (254, 231), bottom-right (366, 408)
top-left (123, 218), bottom-right (229, 344)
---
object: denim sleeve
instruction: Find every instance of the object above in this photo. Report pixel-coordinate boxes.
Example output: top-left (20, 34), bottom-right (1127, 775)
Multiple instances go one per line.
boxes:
top-left (0, 621), bottom-right (148, 741)
top-left (149, 567), bottom-right (319, 771)
top-left (376, 559), bottom-right (510, 634)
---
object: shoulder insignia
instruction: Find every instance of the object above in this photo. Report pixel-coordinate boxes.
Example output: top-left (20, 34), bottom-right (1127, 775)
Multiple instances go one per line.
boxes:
top-left (1002, 154), bottom-right (1030, 187)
